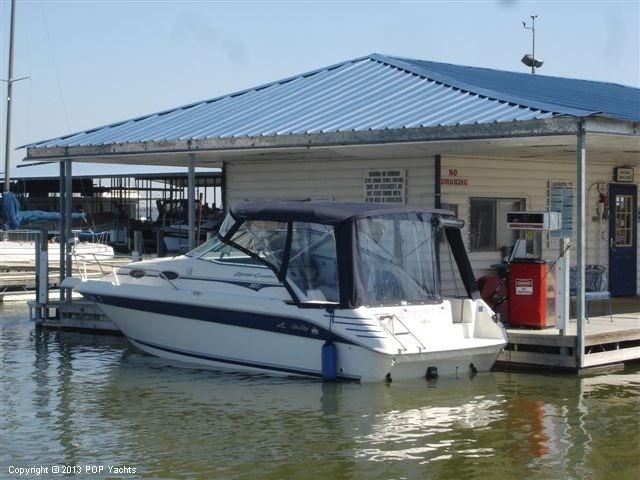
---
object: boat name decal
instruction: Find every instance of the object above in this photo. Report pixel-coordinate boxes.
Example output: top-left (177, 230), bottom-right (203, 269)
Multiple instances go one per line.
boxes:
top-left (234, 272), bottom-right (274, 279)
top-left (276, 322), bottom-right (320, 336)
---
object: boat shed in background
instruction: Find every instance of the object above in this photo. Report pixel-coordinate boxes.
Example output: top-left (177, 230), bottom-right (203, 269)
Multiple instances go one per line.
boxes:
top-left (20, 53), bottom-right (640, 368)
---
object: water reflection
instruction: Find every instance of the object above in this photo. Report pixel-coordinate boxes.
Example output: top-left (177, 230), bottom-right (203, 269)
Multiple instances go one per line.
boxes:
top-left (1, 303), bottom-right (639, 480)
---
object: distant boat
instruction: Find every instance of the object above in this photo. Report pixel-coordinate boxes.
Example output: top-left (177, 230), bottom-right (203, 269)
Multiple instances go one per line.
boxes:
top-left (1, 192), bottom-right (114, 265)
top-left (0, 233), bottom-right (114, 265)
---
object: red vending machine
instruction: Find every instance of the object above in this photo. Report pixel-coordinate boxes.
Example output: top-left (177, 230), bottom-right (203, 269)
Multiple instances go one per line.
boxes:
top-left (508, 259), bottom-right (555, 329)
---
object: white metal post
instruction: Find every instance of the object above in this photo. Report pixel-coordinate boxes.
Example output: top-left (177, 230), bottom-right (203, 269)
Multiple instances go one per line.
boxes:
top-left (36, 229), bottom-right (49, 315)
top-left (59, 161), bottom-right (66, 295)
top-left (64, 159), bottom-right (73, 301)
top-left (556, 238), bottom-right (570, 335)
top-left (576, 124), bottom-right (586, 368)
top-left (187, 153), bottom-right (196, 251)
top-left (531, 16), bottom-right (536, 74)
top-left (3, 0), bottom-right (16, 193)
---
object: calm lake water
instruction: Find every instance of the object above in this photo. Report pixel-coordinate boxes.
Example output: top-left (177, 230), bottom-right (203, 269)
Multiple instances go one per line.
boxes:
top-left (1, 302), bottom-right (639, 480)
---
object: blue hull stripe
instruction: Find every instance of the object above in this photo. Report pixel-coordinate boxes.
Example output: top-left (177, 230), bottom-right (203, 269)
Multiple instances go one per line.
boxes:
top-left (130, 337), bottom-right (361, 380)
top-left (85, 293), bottom-right (357, 345)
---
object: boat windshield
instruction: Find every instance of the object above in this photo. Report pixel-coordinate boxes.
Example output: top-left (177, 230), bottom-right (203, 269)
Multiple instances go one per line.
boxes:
top-left (356, 212), bottom-right (439, 305)
top-left (188, 236), bottom-right (262, 266)
top-left (187, 218), bottom-right (340, 302)
top-left (190, 220), bottom-right (287, 267)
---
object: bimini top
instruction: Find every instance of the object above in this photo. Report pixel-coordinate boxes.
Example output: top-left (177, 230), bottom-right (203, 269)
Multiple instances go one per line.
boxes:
top-left (216, 201), bottom-right (475, 308)
top-left (230, 201), bottom-right (455, 226)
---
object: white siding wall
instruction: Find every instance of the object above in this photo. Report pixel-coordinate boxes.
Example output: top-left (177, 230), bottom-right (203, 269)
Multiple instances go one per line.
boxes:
top-left (441, 155), bottom-right (640, 294)
top-left (227, 156), bottom-right (436, 208)
top-left (224, 153), bottom-right (638, 295)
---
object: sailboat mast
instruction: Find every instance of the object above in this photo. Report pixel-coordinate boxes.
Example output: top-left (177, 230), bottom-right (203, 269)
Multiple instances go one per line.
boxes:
top-left (3, 0), bottom-right (17, 192)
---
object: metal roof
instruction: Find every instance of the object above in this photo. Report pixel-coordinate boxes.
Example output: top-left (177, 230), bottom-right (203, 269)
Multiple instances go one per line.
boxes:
top-left (386, 55), bottom-right (639, 121)
top-left (25, 53), bottom-right (640, 150)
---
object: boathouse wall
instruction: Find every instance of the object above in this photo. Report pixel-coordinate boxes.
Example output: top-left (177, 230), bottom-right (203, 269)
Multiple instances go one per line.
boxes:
top-left (226, 156), bottom-right (437, 207)
top-left (440, 155), bottom-right (640, 295)
top-left (225, 153), bottom-right (639, 295)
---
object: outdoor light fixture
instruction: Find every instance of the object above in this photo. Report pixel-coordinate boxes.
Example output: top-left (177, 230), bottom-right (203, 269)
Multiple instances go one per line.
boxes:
top-left (521, 54), bottom-right (543, 69)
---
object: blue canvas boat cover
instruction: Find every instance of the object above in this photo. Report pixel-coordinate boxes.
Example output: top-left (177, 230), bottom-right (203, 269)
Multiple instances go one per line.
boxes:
top-left (1, 192), bottom-right (85, 229)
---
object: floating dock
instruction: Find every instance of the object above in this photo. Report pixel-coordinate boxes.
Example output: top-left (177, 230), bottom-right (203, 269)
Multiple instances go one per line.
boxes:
top-left (32, 299), bottom-right (119, 333)
top-left (498, 312), bottom-right (640, 372)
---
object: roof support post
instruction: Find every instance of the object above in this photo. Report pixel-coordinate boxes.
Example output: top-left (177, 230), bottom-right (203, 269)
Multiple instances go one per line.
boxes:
top-left (187, 153), bottom-right (196, 251)
top-left (59, 161), bottom-right (66, 293)
top-left (64, 159), bottom-right (73, 301)
top-left (576, 123), bottom-right (586, 368)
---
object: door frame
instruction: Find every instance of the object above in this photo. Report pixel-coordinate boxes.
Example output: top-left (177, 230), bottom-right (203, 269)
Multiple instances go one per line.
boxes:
top-left (608, 183), bottom-right (638, 296)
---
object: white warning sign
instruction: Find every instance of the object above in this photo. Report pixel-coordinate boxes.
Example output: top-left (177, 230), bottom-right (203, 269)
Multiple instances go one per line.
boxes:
top-left (515, 279), bottom-right (533, 295)
top-left (364, 169), bottom-right (406, 204)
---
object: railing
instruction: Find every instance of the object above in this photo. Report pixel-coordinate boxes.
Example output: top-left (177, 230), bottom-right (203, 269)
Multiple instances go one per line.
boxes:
top-left (73, 253), bottom-right (180, 291)
top-left (73, 229), bottom-right (111, 247)
top-left (376, 313), bottom-right (427, 352)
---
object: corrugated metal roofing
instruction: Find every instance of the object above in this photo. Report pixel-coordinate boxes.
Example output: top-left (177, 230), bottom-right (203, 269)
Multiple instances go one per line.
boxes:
top-left (385, 55), bottom-right (639, 121)
top-left (25, 53), bottom-right (639, 149)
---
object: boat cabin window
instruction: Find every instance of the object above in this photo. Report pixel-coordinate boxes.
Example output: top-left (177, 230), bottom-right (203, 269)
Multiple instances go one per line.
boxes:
top-left (287, 223), bottom-right (339, 303)
top-left (356, 213), bottom-right (439, 305)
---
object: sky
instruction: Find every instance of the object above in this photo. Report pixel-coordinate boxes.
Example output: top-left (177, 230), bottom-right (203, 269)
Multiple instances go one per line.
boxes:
top-left (1, 0), bottom-right (638, 179)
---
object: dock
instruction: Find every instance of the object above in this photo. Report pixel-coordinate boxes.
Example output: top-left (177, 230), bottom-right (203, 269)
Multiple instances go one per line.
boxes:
top-left (32, 299), bottom-right (119, 333)
top-left (498, 315), bottom-right (640, 372)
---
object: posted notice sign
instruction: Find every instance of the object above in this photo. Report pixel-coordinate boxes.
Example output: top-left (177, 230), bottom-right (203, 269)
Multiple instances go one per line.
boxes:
top-left (549, 180), bottom-right (573, 239)
top-left (364, 169), bottom-right (406, 204)
top-left (515, 279), bottom-right (533, 295)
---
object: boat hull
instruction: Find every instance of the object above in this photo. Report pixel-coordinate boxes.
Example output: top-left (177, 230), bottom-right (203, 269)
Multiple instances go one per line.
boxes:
top-left (93, 300), bottom-right (504, 382)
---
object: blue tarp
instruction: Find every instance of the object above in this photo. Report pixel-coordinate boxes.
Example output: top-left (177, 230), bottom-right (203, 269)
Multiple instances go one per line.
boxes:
top-left (1, 192), bottom-right (85, 229)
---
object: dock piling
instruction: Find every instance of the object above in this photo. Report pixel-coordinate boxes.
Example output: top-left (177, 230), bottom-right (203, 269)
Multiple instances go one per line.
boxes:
top-left (34, 229), bottom-right (48, 320)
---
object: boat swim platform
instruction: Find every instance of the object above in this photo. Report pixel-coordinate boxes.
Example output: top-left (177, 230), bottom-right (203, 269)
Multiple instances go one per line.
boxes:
top-left (31, 297), bottom-right (640, 374)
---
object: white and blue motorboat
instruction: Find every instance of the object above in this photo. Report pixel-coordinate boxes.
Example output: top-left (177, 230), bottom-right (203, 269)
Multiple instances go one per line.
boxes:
top-left (73, 202), bottom-right (507, 382)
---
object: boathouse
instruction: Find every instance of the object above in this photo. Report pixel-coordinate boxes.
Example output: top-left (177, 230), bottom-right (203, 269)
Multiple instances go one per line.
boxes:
top-left (22, 54), bottom-right (640, 299)
top-left (20, 53), bottom-right (640, 370)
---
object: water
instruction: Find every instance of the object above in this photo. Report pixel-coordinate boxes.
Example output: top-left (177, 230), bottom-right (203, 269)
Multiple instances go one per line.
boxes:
top-left (1, 303), bottom-right (639, 480)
